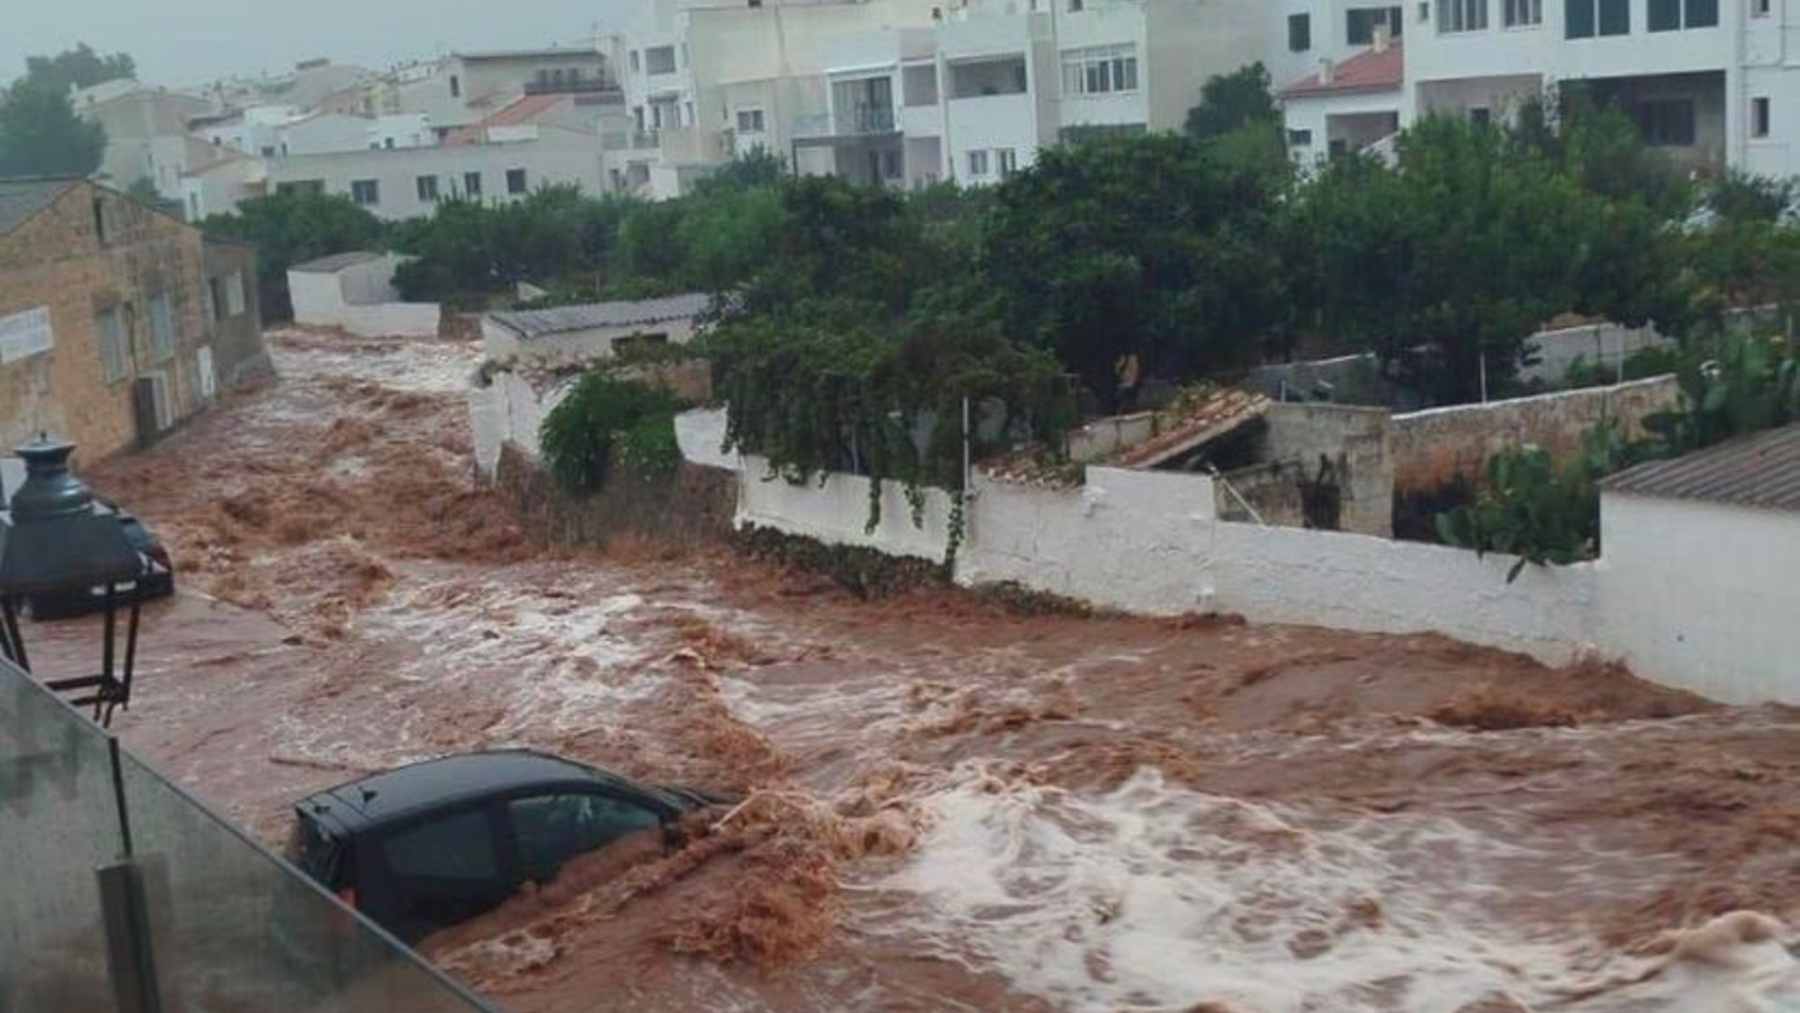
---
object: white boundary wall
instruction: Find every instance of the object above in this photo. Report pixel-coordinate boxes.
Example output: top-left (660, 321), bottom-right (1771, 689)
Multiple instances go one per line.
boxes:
top-left (667, 418), bottom-right (1795, 703)
top-left (288, 255), bottom-right (441, 339)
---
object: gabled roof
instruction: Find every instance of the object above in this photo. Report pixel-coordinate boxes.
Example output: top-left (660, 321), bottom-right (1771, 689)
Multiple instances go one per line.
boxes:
top-left (0, 178), bottom-right (82, 237)
top-left (444, 93), bottom-right (568, 145)
top-left (1604, 423), bottom-right (1800, 514)
top-left (488, 294), bottom-right (711, 339)
top-left (1281, 43), bottom-right (1404, 99)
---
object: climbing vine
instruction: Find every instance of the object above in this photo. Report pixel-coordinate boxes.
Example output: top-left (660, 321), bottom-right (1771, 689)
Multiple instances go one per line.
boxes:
top-left (539, 372), bottom-right (689, 494)
top-left (706, 307), bottom-right (1077, 567)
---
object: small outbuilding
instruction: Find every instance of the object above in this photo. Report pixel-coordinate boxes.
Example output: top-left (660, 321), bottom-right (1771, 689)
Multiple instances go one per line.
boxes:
top-left (482, 294), bottom-right (710, 366)
top-left (287, 251), bottom-right (440, 337)
top-left (1600, 423), bottom-right (1800, 704)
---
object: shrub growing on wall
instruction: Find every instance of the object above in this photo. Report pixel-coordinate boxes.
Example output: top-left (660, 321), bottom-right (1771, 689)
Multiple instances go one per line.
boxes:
top-left (538, 373), bottom-right (688, 494)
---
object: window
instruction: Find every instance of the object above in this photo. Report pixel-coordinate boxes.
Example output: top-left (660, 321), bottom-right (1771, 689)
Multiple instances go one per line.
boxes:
top-left (645, 46), bottom-right (676, 75)
top-left (996, 148), bottom-right (1017, 177)
top-left (1438, 0), bottom-right (1489, 32)
top-left (882, 149), bottom-right (903, 180)
top-left (188, 193), bottom-right (200, 221)
top-left (967, 149), bottom-right (990, 176)
top-left (277, 180), bottom-right (324, 196)
top-left (464, 170), bottom-right (482, 197)
top-left (1567, 0), bottom-right (1630, 37)
top-left (383, 137), bottom-right (395, 150)
top-left (1751, 97), bottom-right (1771, 138)
top-left (1470, 106), bottom-right (1492, 126)
top-left (416, 175), bottom-right (439, 201)
top-left (1289, 13), bottom-right (1313, 50)
top-left (147, 293), bottom-right (175, 362)
top-left (1347, 6), bottom-right (1404, 44)
top-left (736, 108), bottom-right (766, 133)
top-left (509, 795), bottom-right (659, 884)
top-left (1753, 0), bottom-right (1772, 15)
top-left (1649, 0), bottom-right (1717, 29)
top-left (350, 179), bottom-right (379, 205)
top-left (506, 168), bottom-right (528, 194)
top-left (630, 50), bottom-right (641, 73)
top-left (92, 198), bottom-right (108, 243)
top-left (1061, 44), bottom-right (1139, 97)
top-left (259, 145), bottom-right (275, 157)
top-left (1288, 128), bottom-right (1314, 147)
top-left (383, 810), bottom-right (499, 881)
top-left (1637, 99), bottom-right (1696, 146)
top-left (1069, 0), bottom-right (1083, 10)
top-left (226, 271), bottom-right (246, 316)
top-left (97, 307), bottom-right (129, 383)
top-left (204, 277), bottom-right (221, 326)
top-left (1503, 0), bottom-right (1542, 26)
top-left (450, 74), bottom-right (460, 98)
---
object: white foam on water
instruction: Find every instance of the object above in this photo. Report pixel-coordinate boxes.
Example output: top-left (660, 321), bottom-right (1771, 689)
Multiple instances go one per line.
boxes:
top-left (866, 765), bottom-right (1799, 1012)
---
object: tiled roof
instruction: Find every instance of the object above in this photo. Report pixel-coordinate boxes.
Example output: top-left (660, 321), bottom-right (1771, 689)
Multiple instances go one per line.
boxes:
top-left (488, 294), bottom-right (711, 339)
top-left (1113, 389), bottom-right (1271, 470)
top-left (444, 94), bottom-right (567, 145)
top-left (1281, 43), bottom-right (1404, 99)
top-left (0, 178), bottom-right (80, 237)
top-left (1604, 423), bottom-right (1800, 513)
top-left (289, 250), bottom-right (385, 274)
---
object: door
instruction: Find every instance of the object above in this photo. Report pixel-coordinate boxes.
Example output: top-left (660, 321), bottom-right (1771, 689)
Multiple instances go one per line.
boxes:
top-left (504, 791), bottom-right (663, 887)
top-left (371, 805), bottom-right (509, 941)
top-left (131, 377), bottom-right (160, 449)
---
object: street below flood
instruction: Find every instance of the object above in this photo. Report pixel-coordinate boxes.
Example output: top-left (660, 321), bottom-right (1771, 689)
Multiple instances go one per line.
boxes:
top-left (27, 328), bottom-right (1800, 1012)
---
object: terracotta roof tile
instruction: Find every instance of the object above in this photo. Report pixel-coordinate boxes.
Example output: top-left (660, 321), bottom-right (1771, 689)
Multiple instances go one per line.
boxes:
top-left (1280, 43), bottom-right (1404, 99)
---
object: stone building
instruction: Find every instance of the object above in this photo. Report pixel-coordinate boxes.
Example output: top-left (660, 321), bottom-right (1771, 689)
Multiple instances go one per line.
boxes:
top-left (0, 178), bottom-right (265, 466)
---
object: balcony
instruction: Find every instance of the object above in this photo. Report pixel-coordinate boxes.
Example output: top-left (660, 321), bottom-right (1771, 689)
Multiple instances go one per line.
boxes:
top-left (837, 105), bottom-right (897, 135)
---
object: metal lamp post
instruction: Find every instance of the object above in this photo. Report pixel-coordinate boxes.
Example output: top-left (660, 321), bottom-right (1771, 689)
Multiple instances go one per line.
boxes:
top-left (0, 436), bottom-right (151, 727)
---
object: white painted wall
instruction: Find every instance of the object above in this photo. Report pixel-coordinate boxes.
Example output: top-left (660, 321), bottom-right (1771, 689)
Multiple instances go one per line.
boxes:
top-left (480, 315), bottom-right (700, 365)
top-left (267, 130), bottom-right (604, 221)
top-left (289, 255), bottom-right (441, 338)
top-left (1599, 492), bottom-right (1800, 705)
top-left (662, 432), bottom-right (1799, 703)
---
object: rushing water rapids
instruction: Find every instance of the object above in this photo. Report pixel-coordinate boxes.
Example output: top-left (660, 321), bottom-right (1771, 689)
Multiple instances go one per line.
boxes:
top-left (24, 329), bottom-right (1800, 1012)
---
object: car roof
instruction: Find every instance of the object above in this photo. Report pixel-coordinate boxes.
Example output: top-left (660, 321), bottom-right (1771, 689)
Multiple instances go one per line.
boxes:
top-left (296, 749), bottom-right (669, 834)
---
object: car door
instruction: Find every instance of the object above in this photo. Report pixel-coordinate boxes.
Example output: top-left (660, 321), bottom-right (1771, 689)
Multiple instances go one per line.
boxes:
top-left (503, 790), bottom-right (665, 888)
top-left (371, 803), bottom-right (510, 941)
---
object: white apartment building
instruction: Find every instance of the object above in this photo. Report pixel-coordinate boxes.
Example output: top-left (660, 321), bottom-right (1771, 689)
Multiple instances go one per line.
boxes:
top-left (262, 127), bottom-right (608, 221)
top-left (1404, 0), bottom-right (1798, 177)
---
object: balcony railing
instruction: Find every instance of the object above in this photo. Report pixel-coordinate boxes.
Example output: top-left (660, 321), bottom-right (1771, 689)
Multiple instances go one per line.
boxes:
top-left (841, 106), bottom-right (896, 134)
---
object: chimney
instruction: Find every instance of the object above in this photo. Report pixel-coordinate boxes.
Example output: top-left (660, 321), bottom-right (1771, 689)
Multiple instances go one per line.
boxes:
top-left (1373, 24), bottom-right (1391, 54)
top-left (1319, 58), bottom-right (1335, 86)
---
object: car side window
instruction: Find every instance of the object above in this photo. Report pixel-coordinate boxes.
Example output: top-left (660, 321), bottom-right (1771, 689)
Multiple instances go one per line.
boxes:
top-left (381, 808), bottom-right (498, 882)
top-left (509, 793), bottom-right (661, 884)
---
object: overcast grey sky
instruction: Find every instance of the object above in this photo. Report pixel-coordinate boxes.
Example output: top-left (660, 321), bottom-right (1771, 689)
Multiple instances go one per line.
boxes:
top-left (3, 1), bottom-right (630, 88)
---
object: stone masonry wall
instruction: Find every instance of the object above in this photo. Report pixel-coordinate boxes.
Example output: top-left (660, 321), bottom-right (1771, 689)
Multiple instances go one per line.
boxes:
top-left (1389, 376), bottom-right (1681, 496)
top-left (0, 183), bottom-right (209, 462)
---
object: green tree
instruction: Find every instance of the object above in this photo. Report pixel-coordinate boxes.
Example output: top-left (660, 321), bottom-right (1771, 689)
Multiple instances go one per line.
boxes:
top-left (0, 80), bottom-right (106, 177)
top-left (22, 43), bottom-right (135, 94)
top-left (1184, 62), bottom-right (1279, 141)
top-left (986, 133), bottom-right (1285, 408)
top-left (201, 189), bottom-right (386, 319)
top-left (1285, 115), bottom-right (1685, 405)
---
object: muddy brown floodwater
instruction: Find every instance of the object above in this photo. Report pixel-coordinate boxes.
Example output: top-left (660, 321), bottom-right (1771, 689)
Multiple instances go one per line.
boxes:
top-left (24, 329), bottom-right (1800, 1012)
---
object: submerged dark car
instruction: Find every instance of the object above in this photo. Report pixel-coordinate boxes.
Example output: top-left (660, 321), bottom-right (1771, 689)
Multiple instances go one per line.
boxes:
top-left (26, 502), bottom-right (175, 619)
top-left (290, 750), bottom-right (731, 943)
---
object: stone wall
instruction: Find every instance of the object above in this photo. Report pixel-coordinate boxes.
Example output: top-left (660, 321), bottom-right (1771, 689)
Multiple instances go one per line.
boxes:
top-left (1389, 375), bottom-right (1680, 496)
top-left (201, 241), bottom-right (269, 388)
top-left (1227, 402), bottom-right (1394, 536)
top-left (494, 442), bottom-right (736, 549)
top-left (0, 183), bottom-right (211, 460)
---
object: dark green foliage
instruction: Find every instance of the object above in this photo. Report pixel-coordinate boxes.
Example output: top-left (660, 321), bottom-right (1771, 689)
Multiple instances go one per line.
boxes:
top-left (199, 190), bottom-right (385, 319)
top-left (1708, 170), bottom-right (1797, 225)
top-left (0, 80), bottom-right (106, 177)
top-left (538, 374), bottom-right (688, 494)
top-left (986, 134), bottom-right (1284, 410)
top-left (1643, 331), bottom-right (1799, 455)
top-left (391, 185), bottom-right (640, 303)
top-left (1284, 115), bottom-right (1687, 405)
top-left (1436, 419), bottom-right (1647, 581)
top-left (691, 147), bottom-right (786, 195)
top-left (1184, 62), bottom-right (1279, 141)
top-left (21, 44), bottom-right (135, 94)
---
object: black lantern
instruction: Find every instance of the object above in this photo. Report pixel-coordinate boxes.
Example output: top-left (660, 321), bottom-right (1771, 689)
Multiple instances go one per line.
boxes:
top-left (0, 436), bottom-right (150, 727)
